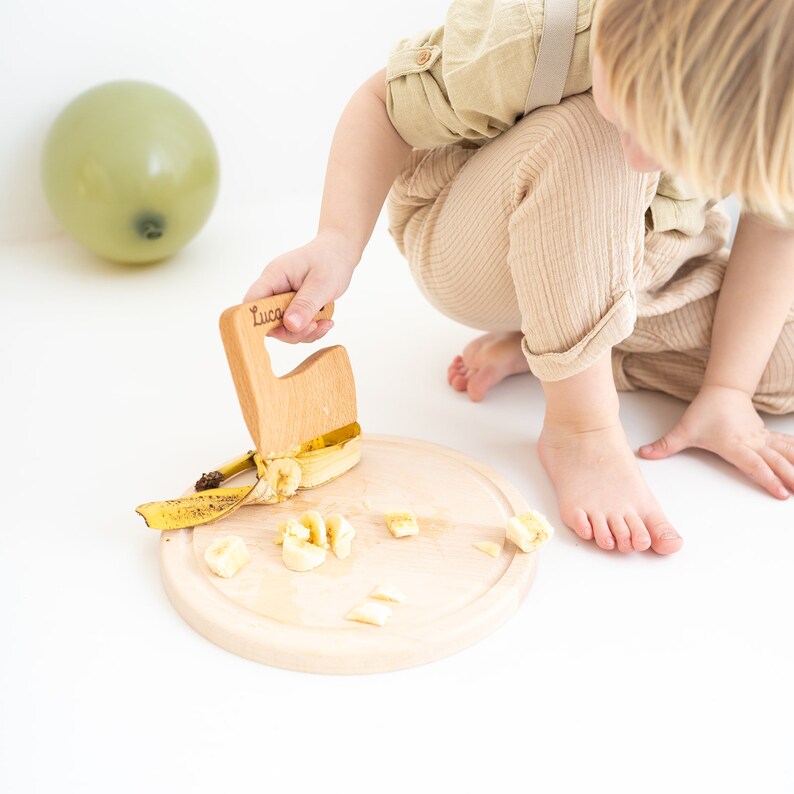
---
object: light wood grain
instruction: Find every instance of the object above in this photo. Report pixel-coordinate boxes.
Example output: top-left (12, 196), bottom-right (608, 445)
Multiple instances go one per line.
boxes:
top-left (160, 435), bottom-right (538, 675)
top-left (219, 293), bottom-right (357, 456)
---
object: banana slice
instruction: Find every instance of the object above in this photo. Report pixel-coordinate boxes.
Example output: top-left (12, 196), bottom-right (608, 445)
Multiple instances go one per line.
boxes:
top-left (273, 518), bottom-right (311, 546)
top-left (369, 584), bottom-right (406, 603)
top-left (473, 541), bottom-right (501, 558)
top-left (326, 513), bottom-right (356, 559)
top-left (264, 458), bottom-right (302, 501)
top-left (345, 601), bottom-right (392, 627)
top-left (384, 511), bottom-right (420, 538)
top-left (506, 510), bottom-right (555, 552)
top-left (281, 535), bottom-right (327, 572)
top-left (204, 535), bottom-right (251, 578)
top-left (298, 510), bottom-right (328, 549)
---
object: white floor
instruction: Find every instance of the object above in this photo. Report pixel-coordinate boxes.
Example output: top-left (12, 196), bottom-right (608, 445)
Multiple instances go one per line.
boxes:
top-left (2, 201), bottom-right (792, 793)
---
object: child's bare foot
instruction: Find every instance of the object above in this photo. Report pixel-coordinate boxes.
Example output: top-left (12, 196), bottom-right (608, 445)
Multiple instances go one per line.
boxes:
top-left (447, 331), bottom-right (529, 401)
top-left (537, 421), bottom-right (684, 555)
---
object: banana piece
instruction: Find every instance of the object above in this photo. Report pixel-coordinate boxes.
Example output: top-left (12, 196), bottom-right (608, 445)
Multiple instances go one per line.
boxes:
top-left (326, 513), bottom-right (356, 559)
top-left (298, 511), bottom-right (328, 549)
top-left (281, 534), bottom-right (327, 572)
top-left (204, 535), bottom-right (251, 578)
top-left (136, 423), bottom-right (362, 531)
top-left (384, 511), bottom-right (420, 538)
top-left (264, 458), bottom-right (302, 501)
top-left (473, 541), bottom-right (501, 558)
top-left (136, 475), bottom-right (278, 530)
top-left (506, 510), bottom-right (555, 552)
top-left (345, 601), bottom-right (392, 627)
top-left (273, 518), bottom-right (311, 546)
top-left (369, 584), bottom-right (406, 603)
top-left (138, 487), bottom-right (252, 529)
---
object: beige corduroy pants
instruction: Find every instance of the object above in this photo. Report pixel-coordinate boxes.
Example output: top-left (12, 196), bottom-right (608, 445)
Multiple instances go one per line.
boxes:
top-left (386, 93), bottom-right (794, 414)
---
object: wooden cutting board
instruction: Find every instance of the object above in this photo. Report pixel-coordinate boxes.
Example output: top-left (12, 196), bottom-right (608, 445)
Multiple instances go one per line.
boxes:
top-left (160, 434), bottom-right (538, 675)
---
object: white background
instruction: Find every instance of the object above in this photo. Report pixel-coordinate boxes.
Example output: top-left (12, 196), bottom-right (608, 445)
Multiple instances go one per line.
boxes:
top-left (1, 1), bottom-right (791, 793)
top-left (0, 0), bottom-right (444, 245)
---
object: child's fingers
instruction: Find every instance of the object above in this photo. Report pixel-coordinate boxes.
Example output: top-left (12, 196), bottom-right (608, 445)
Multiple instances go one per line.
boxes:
top-left (268, 320), bottom-right (319, 345)
top-left (283, 271), bottom-right (337, 333)
top-left (269, 321), bottom-right (318, 344)
top-left (267, 319), bottom-right (333, 345)
top-left (769, 432), bottom-right (794, 464)
top-left (299, 320), bottom-right (334, 344)
top-left (732, 446), bottom-right (790, 499)
top-left (638, 426), bottom-right (689, 459)
top-left (243, 266), bottom-right (292, 304)
top-left (758, 446), bottom-right (794, 498)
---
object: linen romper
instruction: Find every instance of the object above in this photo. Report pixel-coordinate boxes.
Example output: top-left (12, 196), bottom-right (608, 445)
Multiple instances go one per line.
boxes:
top-left (384, 0), bottom-right (794, 413)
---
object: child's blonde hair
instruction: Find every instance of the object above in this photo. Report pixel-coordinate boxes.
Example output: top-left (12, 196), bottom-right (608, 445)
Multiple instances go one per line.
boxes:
top-left (592, 0), bottom-right (794, 226)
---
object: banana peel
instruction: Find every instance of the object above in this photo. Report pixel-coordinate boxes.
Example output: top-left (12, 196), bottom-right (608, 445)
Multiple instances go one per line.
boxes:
top-left (136, 422), bottom-right (361, 530)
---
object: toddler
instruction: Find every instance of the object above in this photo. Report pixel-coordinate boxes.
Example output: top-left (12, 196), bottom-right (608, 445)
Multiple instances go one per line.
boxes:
top-left (245, 0), bottom-right (794, 554)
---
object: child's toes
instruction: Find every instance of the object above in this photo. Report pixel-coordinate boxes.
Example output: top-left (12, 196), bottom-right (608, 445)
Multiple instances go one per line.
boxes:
top-left (568, 507), bottom-right (593, 540)
top-left (590, 513), bottom-right (615, 550)
top-left (450, 374), bottom-right (469, 392)
top-left (625, 512), bottom-right (652, 551)
top-left (645, 510), bottom-right (683, 555)
top-left (562, 507), bottom-right (593, 540)
top-left (608, 513), bottom-right (633, 552)
top-left (448, 360), bottom-right (469, 391)
top-left (447, 357), bottom-right (464, 384)
top-left (467, 366), bottom-right (500, 402)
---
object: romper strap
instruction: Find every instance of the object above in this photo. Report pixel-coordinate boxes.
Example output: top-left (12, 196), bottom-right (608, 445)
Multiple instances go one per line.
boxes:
top-left (524, 0), bottom-right (580, 115)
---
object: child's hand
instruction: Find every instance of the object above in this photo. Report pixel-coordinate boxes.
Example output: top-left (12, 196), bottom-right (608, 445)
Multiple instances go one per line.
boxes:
top-left (638, 385), bottom-right (794, 499)
top-left (243, 230), bottom-right (359, 344)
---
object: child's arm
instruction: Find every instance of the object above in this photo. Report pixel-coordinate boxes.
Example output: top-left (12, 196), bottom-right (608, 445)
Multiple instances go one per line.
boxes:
top-left (639, 212), bottom-right (794, 498)
top-left (702, 214), bottom-right (794, 395)
top-left (244, 67), bottom-right (412, 344)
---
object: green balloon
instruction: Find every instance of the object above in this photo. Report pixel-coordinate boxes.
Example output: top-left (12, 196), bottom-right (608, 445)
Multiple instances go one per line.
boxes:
top-left (42, 80), bottom-right (219, 264)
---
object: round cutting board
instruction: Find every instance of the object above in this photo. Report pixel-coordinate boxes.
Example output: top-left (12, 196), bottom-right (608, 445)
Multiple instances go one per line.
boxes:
top-left (160, 434), bottom-right (538, 674)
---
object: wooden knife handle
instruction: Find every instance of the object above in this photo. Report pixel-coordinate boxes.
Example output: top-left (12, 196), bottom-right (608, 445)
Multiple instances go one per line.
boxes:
top-left (219, 293), bottom-right (353, 456)
top-left (228, 292), bottom-right (334, 340)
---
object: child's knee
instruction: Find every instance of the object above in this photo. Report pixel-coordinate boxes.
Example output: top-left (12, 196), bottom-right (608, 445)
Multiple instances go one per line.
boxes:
top-left (508, 93), bottom-right (656, 214)
top-left (386, 144), bottom-right (479, 258)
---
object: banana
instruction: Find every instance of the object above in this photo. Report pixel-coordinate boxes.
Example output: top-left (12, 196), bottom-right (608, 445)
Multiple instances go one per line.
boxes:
top-left (136, 475), bottom-right (278, 530)
top-left (296, 510), bottom-right (328, 548)
top-left (325, 513), bottom-right (355, 559)
top-left (369, 584), bottom-right (406, 603)
top-left (281, 534), bottom-right (327, 572)
top-left (273, 518), bottom-right (311, 546)
top-left (296, 432), bottom-right (361, 488)
top-left (265, 458), bottom-right (302, 501)
top-left (473, 541), bottom-right (501, 558)
top-left (204, 535), bottom-right (251, 578)
top-left (506, 510), bottom-right (555, 552)
top-left (345, 601), bottom-right (392, 627)
top-left (384, 511), bottom-right (420, 538)
top-left (300, 422), bottom-right (359, 453)
top-left (195, 450), bottom-right (257, 491)
top-left (136, 423), bottom-right (362, 531)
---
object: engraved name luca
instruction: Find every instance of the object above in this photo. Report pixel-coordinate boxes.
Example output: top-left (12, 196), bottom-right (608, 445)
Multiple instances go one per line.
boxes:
top-left (250, 306), bottom-right (283, 327)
